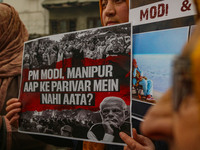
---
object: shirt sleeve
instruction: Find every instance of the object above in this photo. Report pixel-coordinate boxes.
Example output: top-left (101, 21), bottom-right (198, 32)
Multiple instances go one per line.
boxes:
top-left (87, 130), bottom-right (98, 141)
top-left (102, 133), bottom-right (114, 142)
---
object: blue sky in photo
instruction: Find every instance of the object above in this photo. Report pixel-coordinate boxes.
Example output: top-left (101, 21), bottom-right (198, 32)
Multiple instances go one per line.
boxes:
top-left (133, 27), bottom-right (189, 54)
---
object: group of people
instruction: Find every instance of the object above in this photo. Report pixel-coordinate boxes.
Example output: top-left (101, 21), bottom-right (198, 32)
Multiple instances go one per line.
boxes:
top-left (19, 109), bottom-right (93, 139)
top-left (23, 39), bottom-right (58, 69)
top-left (1, 0), bottom-right (200, 150)
top-left (19, 96), bottom-right (131, 144)
top-left (23, 29), bottom-right (131, 70)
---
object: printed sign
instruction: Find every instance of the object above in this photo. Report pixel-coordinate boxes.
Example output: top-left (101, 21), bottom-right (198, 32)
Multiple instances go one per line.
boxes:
top-left (130, 0), bottom-right (196, 26)
top-left (19, 23), bottom-right (132, 145)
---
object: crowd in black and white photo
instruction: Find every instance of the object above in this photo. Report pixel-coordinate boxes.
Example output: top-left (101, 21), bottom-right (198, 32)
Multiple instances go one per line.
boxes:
top-left (20, 109), bottom-right (101, 139)
top-left (19, 97), bottom-right (131, 143)
top-left (20, 24), bottom-right (131, 143)
top-left (23, 24), bottom-right (131, 69)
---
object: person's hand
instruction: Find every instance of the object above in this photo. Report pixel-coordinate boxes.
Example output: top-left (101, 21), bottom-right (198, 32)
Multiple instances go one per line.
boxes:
top-left (102, 121), bottom-right (118, 135)
top-left (120, 128), bottom-right (155, 150)
top-left (6, 98), bottom-right (21, 128)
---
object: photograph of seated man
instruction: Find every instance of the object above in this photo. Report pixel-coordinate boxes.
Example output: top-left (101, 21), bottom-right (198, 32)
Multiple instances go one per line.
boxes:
top-left (132, 59), bottom-right (155, 102)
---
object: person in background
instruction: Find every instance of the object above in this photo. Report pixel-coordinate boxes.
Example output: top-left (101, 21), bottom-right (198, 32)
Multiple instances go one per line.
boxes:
top-left (99, 0), bottom-right (129, 26)
top-left (119, 0), bottom-right (200, 149)
top-left (0, 3), bottom-right (47, 150)
top-left (1, 3), bottom-right (75, 150)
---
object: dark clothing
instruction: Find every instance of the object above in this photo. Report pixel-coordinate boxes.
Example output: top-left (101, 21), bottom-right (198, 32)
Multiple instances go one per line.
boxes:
top-left (88, 122), bottom-right (131, 143)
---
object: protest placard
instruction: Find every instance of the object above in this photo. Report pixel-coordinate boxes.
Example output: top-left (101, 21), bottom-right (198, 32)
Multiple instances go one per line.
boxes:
top-left (130, 0), bottom-right (196, 130)
top-left (19, 23), bottom-right (132, 145)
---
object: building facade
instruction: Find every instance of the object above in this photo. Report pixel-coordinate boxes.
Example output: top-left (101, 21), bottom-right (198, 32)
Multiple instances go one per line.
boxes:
top-left (42, 0), bottom-right (101, 34)
top-left (3, 0), bottom-right (101, 38)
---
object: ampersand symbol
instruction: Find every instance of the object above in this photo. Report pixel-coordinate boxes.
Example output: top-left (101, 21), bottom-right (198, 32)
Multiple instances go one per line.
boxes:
top-left (181, 0), bottom-right (191, 12)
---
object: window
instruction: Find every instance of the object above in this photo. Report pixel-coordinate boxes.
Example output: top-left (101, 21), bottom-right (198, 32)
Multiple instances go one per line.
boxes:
top-left (87, 17), bottom-right (101, 28)
top-left (50, 19), bottom-right (76, 34)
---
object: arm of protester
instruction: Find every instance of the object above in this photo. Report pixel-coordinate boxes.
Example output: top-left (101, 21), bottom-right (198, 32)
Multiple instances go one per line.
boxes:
top-left (6, 98), bottom-right (21, 128)
top-left (120, 128), bottom-right (155, 150)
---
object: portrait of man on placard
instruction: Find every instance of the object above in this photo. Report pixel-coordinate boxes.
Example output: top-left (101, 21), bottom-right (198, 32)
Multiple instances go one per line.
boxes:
top-left (87, 96), bottom-right (131, 143)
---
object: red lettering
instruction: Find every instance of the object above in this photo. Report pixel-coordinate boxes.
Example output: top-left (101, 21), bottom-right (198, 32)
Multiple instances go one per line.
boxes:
top-left (139, 3), bottom-right (169, 21)
top-left (140, 9), bottom-right (148, 21)
top-left (166, 4), bottom-right (168, 16)
top-left (158, 4), bottom-right (165, 17)
top-left (150, 6), bottom-right (157, 19)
